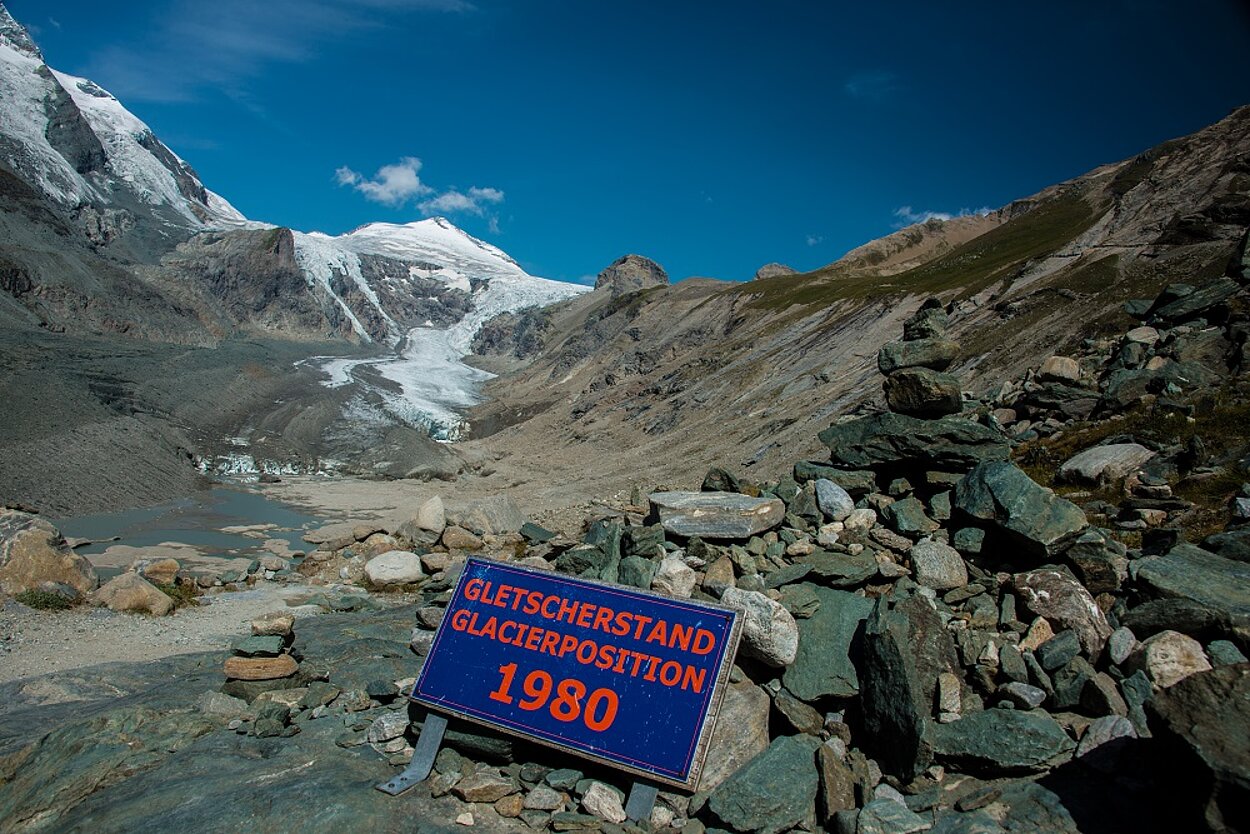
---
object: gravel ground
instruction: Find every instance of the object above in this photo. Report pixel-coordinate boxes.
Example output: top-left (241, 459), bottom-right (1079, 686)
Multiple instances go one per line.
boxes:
top-left (0, 585), bottom-right (325, 685)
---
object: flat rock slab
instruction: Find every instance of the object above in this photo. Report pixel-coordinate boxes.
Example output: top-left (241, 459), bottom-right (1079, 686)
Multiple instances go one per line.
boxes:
top-left (930, 709), bottom-right (1076, 775)
top-left (819, 412), bottom-right (1010, 471)
top-left (1133, 543), bottom-right (1250, 621)
top-left (223, 654), bottom-right (299, 681)
top-left (649, 491), bottom-right (784, 539)
top-left (1058, 443), bottom-right (1156, 484)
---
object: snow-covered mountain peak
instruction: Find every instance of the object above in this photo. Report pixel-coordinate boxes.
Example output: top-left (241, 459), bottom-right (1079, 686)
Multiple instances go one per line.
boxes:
top-left (0, 3), bottom-right (41, 60)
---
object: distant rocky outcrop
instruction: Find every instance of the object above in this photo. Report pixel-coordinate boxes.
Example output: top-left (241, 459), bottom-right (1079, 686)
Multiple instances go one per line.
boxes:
top-left (593, 254), bottom-right (668, 297)
top-left (753, 262), bottom-right (797, 281)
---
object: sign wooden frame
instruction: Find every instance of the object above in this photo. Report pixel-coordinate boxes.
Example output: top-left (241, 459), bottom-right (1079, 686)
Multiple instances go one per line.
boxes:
top-left (410, 556), bottom-right (743, 790)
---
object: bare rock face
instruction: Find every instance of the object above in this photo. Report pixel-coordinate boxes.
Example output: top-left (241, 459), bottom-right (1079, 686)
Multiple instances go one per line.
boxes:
top-left (649, 491), bottom-right (785, 539)
top-left (94, 572), bottom-right (173, 616)
top-left (594, 254), bottom-right (668, 297)
top-left (0, 509), bottom-right (98, 595)
top-left (754, 262), bottom-right (797, 281)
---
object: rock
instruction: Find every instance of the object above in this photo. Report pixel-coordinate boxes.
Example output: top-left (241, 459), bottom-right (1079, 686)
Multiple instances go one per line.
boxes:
top-left (249, 612), bottom-right (295, 638)
top-left (452, 769), bottom-right (518, 802)
top-left (816, 743), bottom-right (857, 822)
top-left (1125, 325), bottom-right (1161, 345)
top-left (797, 550), bottom-right (879, 588)
top-left (1013, 570), bottom-right (1111, 655)
top-left (93, 573), bottom-right (174, 616)
top-left (1208, 640), bottom-right (1249, 666)
top-left (447, 495), bottom-right (525, 535)
top-left (1121, 598), bottom-right (1227, 641)
top-left (883, 497), bottom-right (941, 538)
top-left (819, 413), bottom-right (1009, 471)
top-left (1146, 664), bottom-right (1250, 832)
top-left (884, 367), bottom-right (963, 417)
top-left (930, 709), bottom-right (1075, 775)
top-left (783, 584), bottom-right (874, 700)
top-left (1081, 672), bottom-right (1129, 716)
top-left (1151, 276), bottom-right (1239, 322)
top-left (1108, 627), bottom-right (1138, 665)
top-left (909, 539), bottom-right (968, 591)
top-left (703, 554), bottom-right (736, 596)
top-left (580, 782), bottom-right (626, 823)
top-left (363, 551), bottom-right (425, 586)
top-left (794, 463), bottom-right (878, 496)
top-left (1038, 355), bottom-right (1081, 383)
top-left (722, 587), bottom-right (799, 666)
top-left (955, 462), bottom-right (1088, 560)
top-left (594, 253), bottom-right (668, 296)
top-left (520, 522), bottom-right (555, 543)
top-left (861, 590), bottom-right (960, 780)
top-left (233, 635), bottom-right (285, 657)
top-left (1074, 715), bottom-right (1137, 759)
top-left (441, 526), bottom-right (484, 551)
top-left (702, 466), bottom-right (742, 493)
top-left (545, 768), bottom-right (583, 791)
top-left (754, 262), bottom-right (797, 281)
top-left (1064, 528), bottom-right (1129, 594)
top-left (903, 302), bottom-right (949, 340)
top-left (1203, 528), bottom-right (1250, 562)
top-left (774, 689), bottom-right (824, 734)
top-left (617, 556), bottom-right (656, 589)
top-left (649, 491), bottom-right (785, 539)
top-left (1058, 443), bottom-right (1156, 485)
top-left (495, 793), bottom-right (524, 818)
top-left (1037, 630), bottom-right (1081, 671)
top-left (524, 785), bottom-right (567, 811)
top-left (1000, 681), bottom-right (1048, 710)
top-left (0, 509), bottom-right (98, 595)
top-left (414, 495), bottom-right (446, 533)
top-left (707, 734), bottom-right (821, 834)
top-left (877, 339), bottom-right (961, 374)
top-left (1133, 543), bottom-right (1250, 622)
top-left (856, 797), bottom-right (932, 834)
top-left (139, 558), bottom-right (180, 586)
top-left (815, 479), bottom-right (856, 521)
top-left (196, 691), bottom-right (248, 719)
top-left (223, 654), bottom-right (299, 681)
top-left (651, 556), bottom-right (696, 599)
top-left (698, 676), bottom-right (770, 791)
top-left (1125, 630), bottom-right (1212, 689)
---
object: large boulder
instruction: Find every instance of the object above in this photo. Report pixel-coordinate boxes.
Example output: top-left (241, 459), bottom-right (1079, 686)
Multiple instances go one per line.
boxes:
top-left (954, 462), bottom-right (1088, 561)
top-left (1133, 543), bottom-right (1250, 624)
top-left (697, 676), bottom-right (770, 791)
top-left (363, 551), bottom-right (425, 587)
top-left (1125, 630), bottom-right (1212, 689)
top-left (754, 262), bottom-right (797, 281)
top-left (1150, 277), bottom-right (1240, 323)
top-left (930, 709), bottom-right (1075, 775)
top-left (782, 585), bottom-right (873, 701)
top-left (445, 495), bottom-right (524, 535)
top-left (1013, 569), bottom-right (1112, 656)
top-left (818, 413), bottom-right (1010, 471)
top-left (0, 509), bottom-right (97, 596)
top-left (1146, 664), bottom-right (1250, 833)
top-left (594, 254), bottom-right (668, 297)
top-left (877, 338), bottom-right (960, 374)
top-left (721, 587), bottom-right (799, 667)
top-left (93, 573), bottom-right (173, 616)
top-left (884, 367), bottom-right (963, 417)
top-left (706, 734), bottom-right (821, 833)
top-left (860, 589), bottom-right (960, 780)
top-left (649, 491), bottom-right (784, 539)
top-left (1058, 443), bottom-right (1156, 485)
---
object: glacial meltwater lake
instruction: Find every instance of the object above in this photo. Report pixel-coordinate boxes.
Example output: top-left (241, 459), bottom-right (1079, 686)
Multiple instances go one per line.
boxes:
top-left (52, 486), bottom-right (322, 570)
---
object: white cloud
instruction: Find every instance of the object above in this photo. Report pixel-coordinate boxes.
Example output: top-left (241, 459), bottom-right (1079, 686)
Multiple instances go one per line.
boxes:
top-left (48, 17), bottom-right (62, 29)
top-left (892, 205), bottom-right (993, 229)
top-left (806, 234), bottom-right (824, 247)
top-left (336, 157), bottom-right (431, 207)
top-left (418, 185), bottom-right (505, 217)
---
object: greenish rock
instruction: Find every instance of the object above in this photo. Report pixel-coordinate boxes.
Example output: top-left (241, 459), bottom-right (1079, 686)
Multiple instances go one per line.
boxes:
top-left (649, 491), bottom-right (786, 540)
top-left (707, 734), bottom-right (821, 834)
top-left (883, 496), bottom-right (941, 537)
top-left (549, 811), bottom-right (602, 831)
top-left (779, 583), bottom-right (821, 619)
top-left (1152, 276), bottom-right (1239, 322)
top-left (793, 462), bottom-right (878, 496)
top-left (764, 562), bottom-right (812, 589)
top-left (930, 491), bottom-right (952, 521)
top-left (617, 556), bottom-right (656, 589)
top-left (520, 522), bottom-right (555, 543)
top-left (796, 551), bottom-right (878, 588)
top-left (877, 338), bottom-right (961, 374)
top-left (929, 810), bottom-right (1009, 833)
top-left (556, 544), bottom-right (610, 579)
top-left (1064, 528), bottom-right (1128, 594)
top-left (788, 486), bottom-right (822, 524)
top-left (1051, 657), bottom-right (1096, 711)
top-left (860, 590), bottom-right (960, 780)
top-left (818, 412), bottom-right (1009, 471)
top-left (953, 527), bottom-right (984, 556)
top-left (783, 584), bottom-right (874, 701)
top-left (545, 768), bottom-right (584, 791)
top-left (702, 467), bottom-right (742, 493)
top-left (930, 709), bottom-right (1075, 774)
top-left (232, 635), bottom-right (286, 657)
top-left (581, 519), bottom-right (622, 582)
top-left (1037, 630), bottom-right (1081, 672)
top-left (904, 302), bottom-right (949, 340)
top-left (884, 367), bottom-right (963, 418)
top-left (1133, 543), bottom-right (1250, 621)
top-left (954, 462), bottom-right (1088, 560)
top-left (1202, 528), bottom-right (1250, 562)
top-left (623, 525), bottom-right (665, 558)
top-left (1208, 640), bottom-right (1249, 666)
top-left (857, 797), bottom-right (933, 834)
top-left (299, 681), bottom-right (341, 710)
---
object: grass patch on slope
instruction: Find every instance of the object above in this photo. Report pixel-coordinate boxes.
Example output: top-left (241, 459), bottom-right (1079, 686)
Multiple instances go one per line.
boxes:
top-left (736, 192), bottom-right (1097, 313)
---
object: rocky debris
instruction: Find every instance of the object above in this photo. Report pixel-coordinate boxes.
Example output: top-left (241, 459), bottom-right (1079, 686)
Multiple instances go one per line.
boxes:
top-left (876, 302), bottom-right (965, 418)
top-left (93, 572), bottom-right (174, 616)
top-left (648, 491), bottom-right (785, 539)
top-left (0, 509), bottom-right (98, 596)
top-left (754, 262), bottom-right (798, 281)
top-left (363, 550), bottom-right (426, 587)
top-left (446, 495), bottom-right (526, 536)
top-left (955, 461), bottom-right (1088, 560)
top-left (221, 612), bottom-right (300, 693)
top-left (1013, 569), bottom-right (1111, 655)
top-left (593, 254), bottom-right (668, 297)
top-left (820, 412), bottom-right (1010, 471)
top-left (707, 734), bottom-right (821, 833)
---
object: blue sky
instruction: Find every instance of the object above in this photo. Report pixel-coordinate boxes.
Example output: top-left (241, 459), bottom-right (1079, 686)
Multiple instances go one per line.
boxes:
top-left (10, 1), bottom-right (1250, 284)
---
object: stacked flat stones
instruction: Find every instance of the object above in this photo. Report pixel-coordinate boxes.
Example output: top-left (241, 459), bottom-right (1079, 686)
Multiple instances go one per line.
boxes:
top-left (878, 298), bottom-right (963, 417)
top-left (222, 611), bottom-right (299, 694)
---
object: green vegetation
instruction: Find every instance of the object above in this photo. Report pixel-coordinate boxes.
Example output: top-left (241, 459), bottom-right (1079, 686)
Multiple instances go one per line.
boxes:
top-left (14, 589), bottom-right (74, 611)
top-left (735, 192), bottom-right (1097, 313)
top-left (156, 581), bottom-right (200, 609)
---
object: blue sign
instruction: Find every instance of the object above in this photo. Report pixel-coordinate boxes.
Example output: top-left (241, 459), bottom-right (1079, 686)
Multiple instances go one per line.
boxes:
top-left (411, 557), bottom-right (742, 788)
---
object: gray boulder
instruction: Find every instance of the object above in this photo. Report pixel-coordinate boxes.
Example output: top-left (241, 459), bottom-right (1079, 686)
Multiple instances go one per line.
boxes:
top-left (721, 587), bottom-right (799, 667)
top-left (649, 491), bottom-right (784, 539)
top-left (877, 338), bottom-right (961, 374)
top-left (697, 676), bottom-right (771, 791)
top-left (814, 478), bottom-right (855, 521)
top-left (707, 734), bottom-right (821, 834)
top-left (1151, 277), bottom-right (1239, 322)
top-left (930, 709), bottom-right (1075, 775)
top-left (783, 584), bottom-right (874, 701)
top-left (1014, 569), bottom-right (1112, 656)
top-left (954, 462), bottom-right (1088, 560)
top-left (819, 413), bottom-right (1010, 471)
top-left (1133, 543), bottom-right (1250, 622)
top-left (1058, 443), bottom-right (1156, 485)
top-left (909, 539), bottom-right (968, 591)
top-left (445, 495), bottom-right (525, 535)
top-left (884, 367), bottom-right (963, 417)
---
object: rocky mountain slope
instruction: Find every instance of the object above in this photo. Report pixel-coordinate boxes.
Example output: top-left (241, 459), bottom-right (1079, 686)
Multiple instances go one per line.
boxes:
top-left (465, 106), bottom-right (1250, 512)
